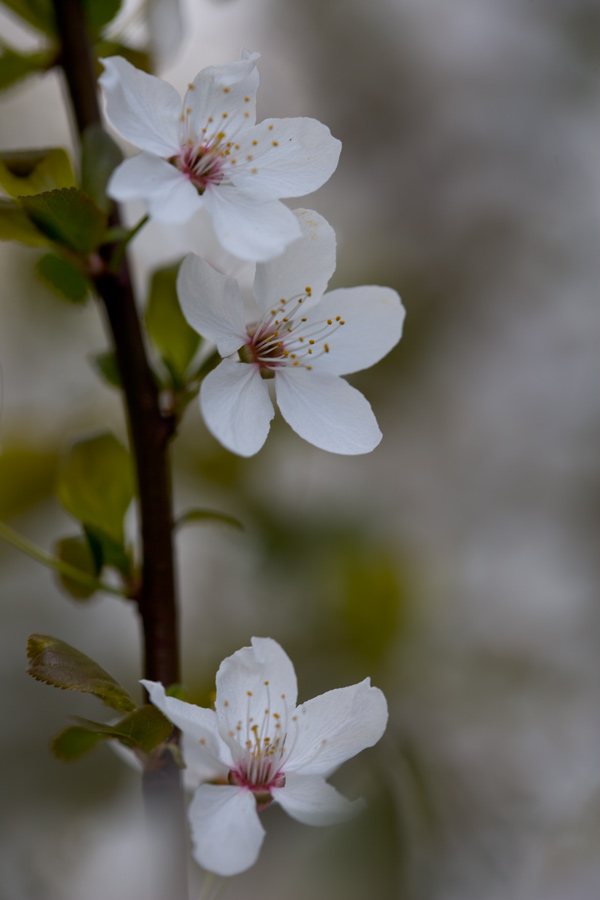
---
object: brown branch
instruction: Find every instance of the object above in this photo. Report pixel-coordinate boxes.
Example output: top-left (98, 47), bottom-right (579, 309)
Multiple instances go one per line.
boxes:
top-left (50, 1), bottom-right (188, 895)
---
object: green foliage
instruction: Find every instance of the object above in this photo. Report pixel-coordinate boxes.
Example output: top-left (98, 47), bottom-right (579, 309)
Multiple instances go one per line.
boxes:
top-left (20, 187), bottom-right (107, 255)
top-left (0, 0), bottom-right (122, 35)
top-left (84, 524), bottom-right (132, 578)
top-left (0, 44), bottom-right (53, 90)
top-left (91, 350), bottom-right (122, 388)
top-left (51, 725), bottom-right (105, 761)
top-left (338, 546), bottom-right (405, 666)
top-left (0, 0), bottom-right (55, 36)
top-left (57, 432), bottom-right (134, 546)
top-left (52, 704), bottom-right (173, 762)
top-left (146, 263), bottom-right (201, 385)
top-left (27, 633), bottom-right (137, 712)
top-left (0, 148), bottom-right (75, 197)
top-left (36, 253), bottom-right (90, 303)
top-left (81, 124), bottom-right (123, 213)
top-left (0, 197), bottom-right (49, 246)
top-left (55, 535), bottom-right (100, 600)
top-left (0, 442), bottom-right (58, 517)
top-left (175, 508), bottom-right (244, 532)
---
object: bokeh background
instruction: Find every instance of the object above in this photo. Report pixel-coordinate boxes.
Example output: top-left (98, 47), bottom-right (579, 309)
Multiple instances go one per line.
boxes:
top-left (1, 0), bottom-right (599, 897)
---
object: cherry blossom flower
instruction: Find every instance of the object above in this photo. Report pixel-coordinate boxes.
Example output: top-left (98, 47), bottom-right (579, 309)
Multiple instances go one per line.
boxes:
top-left (143, 637), bottom-right (388, 877)
top-left (99, 52), bottom-right (341, 261)
top-left (177, 209), bottom-right (405, 456)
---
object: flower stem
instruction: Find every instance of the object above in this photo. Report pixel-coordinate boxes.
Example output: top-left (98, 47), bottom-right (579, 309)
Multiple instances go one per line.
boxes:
top-left (0, 520), bottom-right (126, 597)
top-left (50, 1), bottom-right (188, 896)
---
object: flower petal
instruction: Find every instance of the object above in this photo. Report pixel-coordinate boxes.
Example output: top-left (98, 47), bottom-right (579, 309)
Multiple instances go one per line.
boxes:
top-left (99, 56), bottom-right (181, 156)
top-left (230, 117), bottom-right (341, 200)
top-left (187, 51), bottom-right (260, 138)
top-left (272, 773), bottom-right (365, 825)
top-left (141, 680), bottom-right (232, 770)
top-left (215, 637), bottom-right (298, 743)
top-left (188, 785), bottom-right (265, 876)
top-left (181, 733), bottom-right (229, 790)
top-left (253, 208), bottom-right (336, 314)
top-left (283, 678), bottom-right (388, 777)
top-left (107, 152), bottom-right (204, 223)
top-left (275, 369), bottom-right (382, 454)
top-left (202, 185), bottom-right (301, 261)
top-left (177, 253), bottom-right (246, 356)
top-left (307, 286), bottom-right (405, 376)
top-left (200, 360), bottom-right (274, 456)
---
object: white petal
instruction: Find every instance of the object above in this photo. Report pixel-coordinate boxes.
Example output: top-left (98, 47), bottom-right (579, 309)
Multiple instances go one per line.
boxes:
top-left (181, 733), bottom-right (229, 790)
top-left (230, 117), bottom-right (341, 200)
top-left (99, 56), bottom-right (181, 156)
top-left (188, 785), bottom-right (265, 876)
top-left (284, 678), bottom-right (388, 777)
top-left (141, 680), bottom-right (232, 769)
top-left (307, 286), bottom-right (405, 376)
top-left (200, 360), bottom-right (274, 456)
top-left (215, 638), bottom-right (298, 745)
top-left (275, 369), bottom-right (382, 454)
top-left (272, 774), bottom-right (365, 825)
top-left (107, 152), bottom-right (204, 223)
top-left (187, 52), bottom-right (260, 137)
top-left (177, 253), bottom-right (246, 356)
top-left (253, 208), bottom-right (336, 315)
top-left (203, 185), bottom-right (301, 261)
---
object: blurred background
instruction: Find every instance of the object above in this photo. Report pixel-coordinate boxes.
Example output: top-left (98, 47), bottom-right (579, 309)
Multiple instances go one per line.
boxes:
top-left (1, 0), bottom-right (600, 897)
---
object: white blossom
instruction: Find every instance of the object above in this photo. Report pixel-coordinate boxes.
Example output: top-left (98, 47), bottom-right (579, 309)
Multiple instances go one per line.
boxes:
top-left (99, 52), bottom-right (341, 261)
top-left (143, 637), bottom-right (388, 876)
top-left (177, 209), bottom-right (405, 456)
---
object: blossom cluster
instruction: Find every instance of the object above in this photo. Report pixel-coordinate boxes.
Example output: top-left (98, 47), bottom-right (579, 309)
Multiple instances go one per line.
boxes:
top-left (101, 51), bottom-right (405, 457)
top-left (99, 50), bottom-right (401, 877)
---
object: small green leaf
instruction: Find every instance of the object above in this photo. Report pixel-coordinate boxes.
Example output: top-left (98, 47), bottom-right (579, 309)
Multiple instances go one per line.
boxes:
top-left (57, 432), bottom-right (134, 545)
top-left (0, 0), bottom-right (55, 34)
top-left (0, 148), bottom-right (75, 197)
top-left (83, 0), bottom-right (122, 34)
top-left (165, 683), bottom-right (187, 701)
top-left (80, 124), bottom-right (123, 213)
top-left (91, 350), bottom-right (122, 388)
top-left (84, 524), bottom-right (132, 578)
top-left (73, 705), bottom-right (173, 752)
top-left (55, 535), bottom-right (100, 600)
top-left (175, 508), bottom-right (243, 532)
top-left (95, 40), bottom-right (151, 73)
top-left (27, 634), bottom-right (136, 712)
top-left (0, 45), bottom-right (53, 90)
top-left (0, 197), bottom-right (49, 246)
top-left (36, 253), bottom-right (91, 303)
top-left (20, 187), bottom-right (107, 255)
top-left (52, 725), bottom-right (105, 761)
top-left (146, 263), bottom-right (201, 382)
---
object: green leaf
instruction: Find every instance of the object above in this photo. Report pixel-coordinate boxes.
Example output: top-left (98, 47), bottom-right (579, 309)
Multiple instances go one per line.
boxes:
top-left (80, 124), bottom-right (123, 213)
top-left (165, 683), bottom-right (187, 701)
top-left (0, 197), bottom-right (49, 246)
top-left (0, 1), bottom-right (55, 36)
top-left (52, 725), bottom-right (105, 761)
top-left (95, 40), bottom-right (151, 73)
top-left (0, 148), bottom-right (75, 197)
top-left (0, 44), bottom-right (53, 90)
top-left (91, 350), bottom-right (122, 388)
top-left (54, 535), bottom-right (100, 600)
top-left (0, 441), bottom-right (57, 518)
top-left (36, 253), bottom-right (90, 303)
top-left (84, 524), bottom-right (132, 578)
top-left (57, 432), bottom-right (134, 545)
top-left (20, 187), bottom-right (107, 255)
top-left (27, 633), bottom-right (136, 712)
top-left (175, 508), bottom-right (243, 532)
top-left (146, 263), bottom-right (201, 382)
top-left (74, 705), bottom-right (172, 752)
top-left (83, 0), bottom-right (121, 34)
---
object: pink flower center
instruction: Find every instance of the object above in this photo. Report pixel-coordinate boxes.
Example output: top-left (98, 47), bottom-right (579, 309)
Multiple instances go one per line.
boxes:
top-left (170, 141), bottom-right (225, 194)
